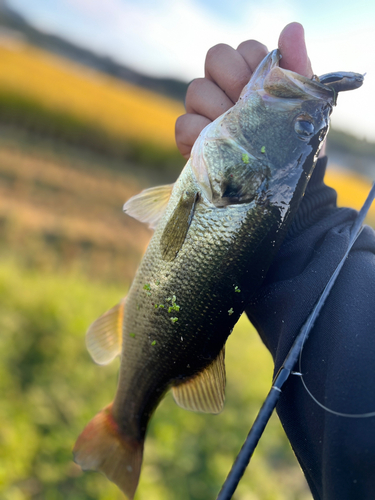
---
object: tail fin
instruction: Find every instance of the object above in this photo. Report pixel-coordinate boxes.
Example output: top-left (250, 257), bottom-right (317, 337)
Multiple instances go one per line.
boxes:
top-left (73, 403), bottom-right (143, 499)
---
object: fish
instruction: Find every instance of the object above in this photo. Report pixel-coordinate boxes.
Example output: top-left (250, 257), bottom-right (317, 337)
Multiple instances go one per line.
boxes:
top-left (73, 50), bottom-right (363, 498)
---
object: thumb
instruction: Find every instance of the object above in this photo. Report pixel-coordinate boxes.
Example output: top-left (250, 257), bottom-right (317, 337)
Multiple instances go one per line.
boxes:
top-left (278, 22), bottom-right (313, 78)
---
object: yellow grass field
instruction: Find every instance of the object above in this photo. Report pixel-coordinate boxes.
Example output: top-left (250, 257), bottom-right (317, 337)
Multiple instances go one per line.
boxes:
top-left (0, 40), bottom-right (184, 148)
top-left (0, 37), bottom-right (373, 281)
top-left (0, 35), bottom-right (374, 500)
top-left (326, 167), bottom-right (375, 221)
top-left (0, 38), bottom-right (373, 221)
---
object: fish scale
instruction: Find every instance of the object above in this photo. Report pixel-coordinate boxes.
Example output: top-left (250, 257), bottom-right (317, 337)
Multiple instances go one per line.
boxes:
top-left (73, 49), bottom-right (364, 499)
top-left (115, 195), bottom-right (283, 437)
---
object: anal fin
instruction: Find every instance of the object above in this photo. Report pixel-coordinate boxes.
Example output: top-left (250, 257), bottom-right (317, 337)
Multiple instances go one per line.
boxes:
top-left (73, 403), bottom-right (143, 500)
top-left (172, 347), bottom-right (226, 414)
top-left (86, 297), bottom-right (126, 365)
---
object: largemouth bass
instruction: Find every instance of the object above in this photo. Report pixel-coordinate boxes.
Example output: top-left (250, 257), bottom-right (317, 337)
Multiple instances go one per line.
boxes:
top-left (73, 50), bottom-right (363, 498)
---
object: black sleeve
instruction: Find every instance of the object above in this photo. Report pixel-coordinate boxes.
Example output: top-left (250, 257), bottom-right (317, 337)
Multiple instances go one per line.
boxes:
top-left (246, 157), bottom-right (375, 500)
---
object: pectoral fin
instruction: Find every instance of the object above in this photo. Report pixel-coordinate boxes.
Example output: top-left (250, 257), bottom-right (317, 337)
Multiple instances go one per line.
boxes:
top-left (123, 184), bottom-right (174, 229)
top-left (86, 297), bottom-right (126, 365)
top-left (160, 190), bottom-right (198, 261)
top-left (172, 347), bottom-right (226, 414)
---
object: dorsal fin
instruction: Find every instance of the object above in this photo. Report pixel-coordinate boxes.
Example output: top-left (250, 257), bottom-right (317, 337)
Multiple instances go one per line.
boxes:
top-left (123, 184), bottom-right (174, 229)
top-left (172, 347), bottom-right (226, 414)
top-left (160, 190), bottom-right (198, 261)
top-left (86, 297), bottom-right (126, 365)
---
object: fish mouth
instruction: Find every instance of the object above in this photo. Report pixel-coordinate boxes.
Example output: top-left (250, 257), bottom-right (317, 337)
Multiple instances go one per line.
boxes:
top-left (241, 49), bottom-right (336, 105)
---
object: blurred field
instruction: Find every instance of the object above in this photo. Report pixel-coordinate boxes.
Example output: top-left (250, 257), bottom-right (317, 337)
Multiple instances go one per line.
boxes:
top-left (1, 134), bottom-right (373, 500)
top-left (0, 40), bottom-right (185, 169)
top-left (326, 167), bottom-right (375, 225)
top-left (0, 128), bottom-right (372, 287)
top-left (1, 37), bottom-right (374, 500)
top-left (0, 41), bottom-right (184, 148)
top-left (0, 129), bottom-right (154, 284)
top-left (0, 257), bottom-right (313, 500)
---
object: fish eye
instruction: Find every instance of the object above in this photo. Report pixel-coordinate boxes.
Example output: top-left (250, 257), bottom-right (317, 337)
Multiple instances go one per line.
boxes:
top-left (294, 119), bottom-right (315, 140)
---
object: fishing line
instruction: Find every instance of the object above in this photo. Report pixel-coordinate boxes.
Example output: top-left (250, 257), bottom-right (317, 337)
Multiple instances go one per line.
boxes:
top-left (299, 371), bottom-right (375, 418)
top-left (298, 182), bottom-right (375, 418)
top-left (216, 182), bottom-right (375, 500)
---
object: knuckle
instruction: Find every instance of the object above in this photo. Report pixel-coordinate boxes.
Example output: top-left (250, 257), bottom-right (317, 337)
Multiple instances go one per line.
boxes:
top-left (237, 39), bottom-right (268, 54)
top-left (175, 114), bottom-right (187, 141)
top-left (224, 69), bottom-right (250, 98)
top-left (186, 78), bottom-right (206, 103)
top-left (205, 43), bottom-right (232, 66)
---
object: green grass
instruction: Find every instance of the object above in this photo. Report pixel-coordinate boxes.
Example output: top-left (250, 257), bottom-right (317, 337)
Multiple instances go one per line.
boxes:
top-left (0, 256), bottom-right (310, 500)
top-left (0, 90), bottom-right (184, 173)
top-left (0, 123), bottom-right (312, 500)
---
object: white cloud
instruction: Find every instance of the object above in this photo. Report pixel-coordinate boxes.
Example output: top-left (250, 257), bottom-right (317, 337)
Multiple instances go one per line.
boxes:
top-left (60, 0), bottom-right (299, 80)
top-left (305, 21), bottom-right (375, 144)
top-left (65, 0), bottom-right (128, 22)
top-left (115, 0), bottom-right (298, 80)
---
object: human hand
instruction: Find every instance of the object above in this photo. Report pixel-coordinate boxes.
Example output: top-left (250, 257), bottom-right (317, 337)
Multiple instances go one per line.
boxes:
top-left (175, 22), bottom-right (326, 159)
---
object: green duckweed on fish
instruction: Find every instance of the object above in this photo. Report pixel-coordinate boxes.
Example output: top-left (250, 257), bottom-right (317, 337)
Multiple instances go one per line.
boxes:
top-left (73, 50), bottom-right (363, 499)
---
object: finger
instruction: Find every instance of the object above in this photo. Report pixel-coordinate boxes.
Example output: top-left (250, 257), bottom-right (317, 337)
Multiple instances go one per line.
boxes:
top-left (185, 78), bottom-right (234, 121)
top-left (204, 43), bottom-right (252, 103)
top-left (236, 40), bottom-right (268, 73)
top-left (175, 113), bottom-right (211, 159)
top-left (278, 22), bottom-right (313, 78)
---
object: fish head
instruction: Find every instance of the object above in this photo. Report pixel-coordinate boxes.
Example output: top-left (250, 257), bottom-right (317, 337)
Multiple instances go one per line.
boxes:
top-left (242, 48), bottom-right (334, 172)
top-left (191, 49), bottom-right (336, 208)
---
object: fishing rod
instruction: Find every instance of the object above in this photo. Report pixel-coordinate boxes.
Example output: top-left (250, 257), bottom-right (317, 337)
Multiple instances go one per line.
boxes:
top-left (216, 182), bottom-right (375, 500)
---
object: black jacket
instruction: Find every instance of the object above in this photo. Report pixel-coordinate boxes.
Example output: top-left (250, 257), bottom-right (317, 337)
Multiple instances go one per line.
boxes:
top-left (246, 157), bottom-right (375, 500)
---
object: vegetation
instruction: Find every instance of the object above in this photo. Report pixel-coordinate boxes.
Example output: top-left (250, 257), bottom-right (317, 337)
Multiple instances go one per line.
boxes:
top-left (0, 130), bottom-right (315, 500)
top-left (0, 43), bottom-right (185, 171)
top-left (1, 133), bottom-right (373, 500)
top-left (0, 130), bottom-right (155, 284)
top-left (325, 167), bottom-right (375, 226)
top-left (1, 37), bottom-right (374, 500)
top-left (327, 128), bottom-right (375, 159)
top-left (0, 256), bottom-right (313, 500)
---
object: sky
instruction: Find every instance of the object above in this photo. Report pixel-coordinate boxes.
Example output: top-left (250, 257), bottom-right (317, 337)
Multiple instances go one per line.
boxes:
top-left (6, 0), bottom-right (375, 142)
